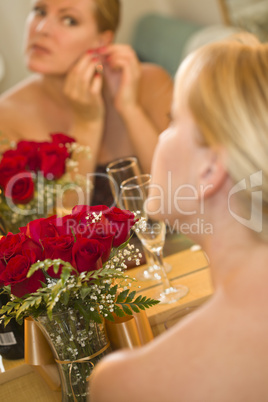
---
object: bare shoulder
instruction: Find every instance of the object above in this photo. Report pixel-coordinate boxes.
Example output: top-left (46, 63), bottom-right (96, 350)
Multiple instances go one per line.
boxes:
top-left (140, 62), bottom-right (173, 93)
top-left (90, 293), bottom-right (268, 402)
top-left (90, 300), bottom-right (216, 402)
top-left (0, 75), bottom-right (40, 104)
top-left (0, 76), bottom-right (42, 141)
top-left (140, 62), bottom-right (172, 79)
top-left (138, 63), bottom-right (173, 132)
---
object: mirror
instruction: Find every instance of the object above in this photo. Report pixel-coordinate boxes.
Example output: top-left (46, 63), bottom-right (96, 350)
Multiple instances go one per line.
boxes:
top-left (218, 0), bottom-right (268, 42)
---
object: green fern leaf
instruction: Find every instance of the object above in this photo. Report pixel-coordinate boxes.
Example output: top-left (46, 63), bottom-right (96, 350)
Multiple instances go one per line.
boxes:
top-left (113, 305), bottom-right (125, 317)
top-left (116, 289), bottom-right (130, 303)
top-left (121, 304), bottom-right (133, 316)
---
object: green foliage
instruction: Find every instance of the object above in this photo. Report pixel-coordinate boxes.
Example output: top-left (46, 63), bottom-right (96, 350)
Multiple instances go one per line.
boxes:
top-left (114, 289), bottom-right (159, 319)
top-left (0, 254), bottom-right (160, 326)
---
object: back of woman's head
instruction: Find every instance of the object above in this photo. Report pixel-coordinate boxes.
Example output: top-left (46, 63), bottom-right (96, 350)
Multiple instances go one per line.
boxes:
top-left (93, 0), bottom-right (120, 33)
top-left (175, 33), bottom-right (268, 240)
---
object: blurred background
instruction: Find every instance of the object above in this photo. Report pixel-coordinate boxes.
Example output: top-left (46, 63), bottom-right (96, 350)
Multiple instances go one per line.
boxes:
top-left (0, 0), bottom-right (222, 93)
top-left (0, 0), bottom-right (267, 93)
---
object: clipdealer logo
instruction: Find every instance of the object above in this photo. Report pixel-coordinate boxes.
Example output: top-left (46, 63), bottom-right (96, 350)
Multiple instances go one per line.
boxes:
top-left (228, 170), bottom-right (262, 232)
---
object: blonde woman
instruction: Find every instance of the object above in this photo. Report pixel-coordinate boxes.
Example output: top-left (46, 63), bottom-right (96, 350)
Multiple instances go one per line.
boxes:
top-left (0, 0), bottom-right (172, 205)
top-left (90, 36), bottom-right (268, 401)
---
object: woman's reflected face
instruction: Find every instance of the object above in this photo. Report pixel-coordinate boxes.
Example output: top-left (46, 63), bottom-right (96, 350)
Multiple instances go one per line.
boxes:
top-left (24, 0), bottom-right (101, 74)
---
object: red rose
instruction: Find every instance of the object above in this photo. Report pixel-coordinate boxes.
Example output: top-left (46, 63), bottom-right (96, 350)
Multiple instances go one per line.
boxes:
top-left (71, 205), bottom-right (110, 223)
top-left (21, 236), bottom-right (44, 261)
top-left (0, 233), bottom-right (24, 263)
top-left (65, 205), bottom-right (109, 237)
top-left (72, 238), bottom-right (105, 274)
top-left (0, 155), bottom-right (27, 188)
top-left (5, 171), bottom-right (35, 204)
top-left (0, 233), bottom-right (43, 274)
top-left (69, 206), bottom-right (114, 260)
top-left (0, 232), bottom-right (44, 293)
top-left (16, 141), bottom-right (41, 171)
top-left (2, 149), bottom-right (23, 159)
top-left (71, 205), bottom-right (136, 247)
top-left (22, 215), bottom-right (59, 242)
top-left (38, 143), bottom-right (69, 179)
top-left (22, 214), bottom-right (82, 241)
top-left (0, 251), bottom-right (45, 297)
top-left (41, 235), bottom-right (74, 278)
top-left (51, 213), bottom-right (82, 237)
top-left (76, 222), bottom-right (114, 262)
top-left (74, 210), bottom-right (109, 229)
top-left (72, 205), bottom-right (109, 215)
top-left (50, 133), bottom-right (76, 146)
top-left (103, 207), bottom-right (137, 247)
top-left (71, 205), bottom-right (111, 232)
top-left (0, 233), bottom-right (22, 274)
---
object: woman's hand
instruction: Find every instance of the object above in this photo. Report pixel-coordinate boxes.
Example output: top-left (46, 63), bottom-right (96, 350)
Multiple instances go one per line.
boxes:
top-left (63, 52), bottom-right (106, 176)
top-left (64, 52), bottom-right (105, 125)
top-left (102, 44), bottom-right (142, 115)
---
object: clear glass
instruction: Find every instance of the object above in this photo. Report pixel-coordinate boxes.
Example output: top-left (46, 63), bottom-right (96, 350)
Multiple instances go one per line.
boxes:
top-left (106, 157), bottom-right (141, 208)
top-left (106, 157), bottom-right (171, 281)
top-left (36, 310), bottom-right (110, 402)
top-left (120, 174), bottom-right (188, 304)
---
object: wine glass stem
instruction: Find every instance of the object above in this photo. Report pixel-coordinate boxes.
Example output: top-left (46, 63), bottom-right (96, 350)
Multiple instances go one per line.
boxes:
top-left (143, 247), bottom-right (156, 267)
top-left (152, 249), bottom-right (172, 291)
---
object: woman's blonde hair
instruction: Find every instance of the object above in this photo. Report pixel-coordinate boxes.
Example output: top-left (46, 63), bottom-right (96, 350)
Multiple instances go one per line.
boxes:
top-left (175, 33), bottom-right (268, 240)
top-left (93, 0), bottom-right (120, 33)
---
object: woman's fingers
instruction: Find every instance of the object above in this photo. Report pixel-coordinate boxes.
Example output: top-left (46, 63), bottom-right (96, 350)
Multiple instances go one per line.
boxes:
top-left (91, 72), bottom-right (103, 95)
top-left (102, 45), bottom-right (138, 70)
top-left (63, 52), bottom-right (104, 121)
top-left (101, 45), bottom-right (141, 112)
top-left (64, 53), bottom-right (103, 99)
top-left (102, 44), bottom-right (134, 58)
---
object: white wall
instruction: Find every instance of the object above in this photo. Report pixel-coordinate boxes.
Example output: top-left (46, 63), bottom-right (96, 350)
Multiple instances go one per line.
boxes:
top-left (0, 0), bottom-right (31, 93)
top-left (0, 0), bottom-right (223, 93)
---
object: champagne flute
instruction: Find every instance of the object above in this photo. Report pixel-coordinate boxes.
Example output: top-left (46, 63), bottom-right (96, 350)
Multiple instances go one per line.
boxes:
top-left (106, 157), bottom-right (159, 279)
top-left (120, 174), bottom-right (188, 304)
top-left (106, 157), bottom-right (141, 208)
top-left (106, 157), bottom-right (171, 281)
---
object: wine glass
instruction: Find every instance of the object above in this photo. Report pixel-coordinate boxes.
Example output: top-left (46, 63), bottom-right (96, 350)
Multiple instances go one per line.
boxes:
top-left (106, 157), bottom-right (171, 281)
top-left (120, 174), bottom-right (188, 304)
top-left (106, 157), bottom-right (141, 208)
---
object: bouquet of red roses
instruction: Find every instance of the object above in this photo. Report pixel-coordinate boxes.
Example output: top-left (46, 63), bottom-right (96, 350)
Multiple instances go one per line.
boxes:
top-left (0, 133), bottom-right (89, 235)
top-left (0, 205), bottom-right (158, 400)
top-left (0, 204), bottom-right (157, 325)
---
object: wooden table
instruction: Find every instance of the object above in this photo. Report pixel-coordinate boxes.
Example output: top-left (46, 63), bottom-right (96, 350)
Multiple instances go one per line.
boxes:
top-left (127, 246), bottom-right (213, 336)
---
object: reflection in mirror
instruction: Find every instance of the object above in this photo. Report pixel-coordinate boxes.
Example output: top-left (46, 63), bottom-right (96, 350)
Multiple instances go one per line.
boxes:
top-left (0, 0), bottom-right (31, 93)
top-left (218, 0), bottom-right (268, 42)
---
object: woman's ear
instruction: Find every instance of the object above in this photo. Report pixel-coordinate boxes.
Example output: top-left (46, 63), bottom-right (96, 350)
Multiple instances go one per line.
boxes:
top-left (98, 30), bottom-right (114, 46)
top-left (197, 148), bottom-right (228, 199)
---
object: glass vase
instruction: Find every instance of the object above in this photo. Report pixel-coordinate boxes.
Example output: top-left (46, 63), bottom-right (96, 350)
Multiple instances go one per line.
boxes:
top-left (36, 309), bottom-right (111, 402)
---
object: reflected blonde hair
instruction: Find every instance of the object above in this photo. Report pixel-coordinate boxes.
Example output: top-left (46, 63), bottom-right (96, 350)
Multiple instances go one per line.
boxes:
top-left (93, 0), bottom-right (120, 33)
top-left (175, 33), bottom-right (268, 240)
